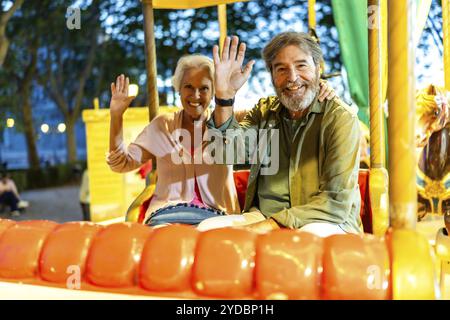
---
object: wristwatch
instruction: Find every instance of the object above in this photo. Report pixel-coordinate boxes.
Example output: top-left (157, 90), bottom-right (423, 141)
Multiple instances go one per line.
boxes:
top-left (215, 96), bottom-right (235, 106)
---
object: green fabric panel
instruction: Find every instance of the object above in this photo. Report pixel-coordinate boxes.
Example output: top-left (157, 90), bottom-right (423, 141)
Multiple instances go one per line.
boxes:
top-left (331, 0), bottom-right (370, 124)
top-left (331, 0), bottom-right (431, 126)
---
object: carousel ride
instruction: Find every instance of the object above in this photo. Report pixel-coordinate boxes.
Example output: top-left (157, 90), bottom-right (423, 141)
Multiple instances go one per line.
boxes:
top-left (0, 0), bottom-right (449, 299)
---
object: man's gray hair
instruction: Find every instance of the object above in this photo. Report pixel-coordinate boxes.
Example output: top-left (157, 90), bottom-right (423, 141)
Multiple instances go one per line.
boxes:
top-left (172, 54), bottom-right (215, 93)
top-left (262, 31), bottom-right (324, 72)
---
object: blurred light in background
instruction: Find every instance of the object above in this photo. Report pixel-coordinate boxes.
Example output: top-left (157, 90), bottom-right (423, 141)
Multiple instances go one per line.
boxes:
top-left (6, 118), bottom-right (15, 128)
top-left (128, 84), bottom-right (139, 97)
top-left (41, 124), bottom-right (49, 134)
top-left (57, 123), bottom-right (66, 133)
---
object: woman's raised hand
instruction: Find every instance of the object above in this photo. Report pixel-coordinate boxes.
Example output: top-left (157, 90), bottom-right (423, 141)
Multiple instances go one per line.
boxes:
top-left (318, 80), bottom-right (337, 102)
top-left (110, 74), bottom-right (135, 117)
top-left (213, 36), bottom-right (255, 100)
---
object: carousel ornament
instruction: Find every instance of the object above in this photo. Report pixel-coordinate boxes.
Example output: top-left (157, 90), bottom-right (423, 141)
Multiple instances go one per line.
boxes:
top-left (415, 84), bottom-right (450, 219)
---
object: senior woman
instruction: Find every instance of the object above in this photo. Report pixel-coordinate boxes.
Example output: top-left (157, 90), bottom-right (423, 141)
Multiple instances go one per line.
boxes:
top-left (107, 54), bottom-right (335, 227)
top-left (107, 54), bottom-right (241, 226)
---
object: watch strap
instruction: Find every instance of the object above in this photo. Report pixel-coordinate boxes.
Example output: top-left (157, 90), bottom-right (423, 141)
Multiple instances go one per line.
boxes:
top-left (215, 96), bottom-right (235, 106)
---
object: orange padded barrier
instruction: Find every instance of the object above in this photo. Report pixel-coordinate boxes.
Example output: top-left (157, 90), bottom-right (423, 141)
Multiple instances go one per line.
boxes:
top-left (255, 230), bottom-right (323, 299)
top-left (0, 219), bottom-right (16, 237)
top-left (17, 220), bottom-right (59, 230)
top-left (85, 223), bottom-right (151, 288)
top-left (0, 219), bottom-right (421, 299)
top-left (139, 225), bottom-right (199, 292)
top-left (0, 220), bottom-right (58, 279)
top-left (322, 234), bottom-right (390, 300)
top-left (192, 228), bottom-right (257, 298)
top-left (39, 222), bottom-right (103, 283)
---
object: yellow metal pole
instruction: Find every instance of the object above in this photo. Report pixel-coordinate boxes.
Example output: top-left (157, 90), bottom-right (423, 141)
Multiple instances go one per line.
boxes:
top-left (443, 0), bottom-right (450, 90)
top-left (142, 0), bottom-right (159, 122)
top-left (218, 4), bottom-right (227, 55)
top-left (368, 0), bottom-right (389, 236)
top-left (308, 0), bottom-right (316, 30)
top-left (388, 0), bottom-right (417, 229)
top-left (381, 0), bottom-right (388, 101)
top-left (369, 0), bottom-right (384, 167)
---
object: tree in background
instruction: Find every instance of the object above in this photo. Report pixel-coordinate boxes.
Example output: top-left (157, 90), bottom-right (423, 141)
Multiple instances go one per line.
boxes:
top-left (38, 1), bottom-right (142, 163)
top-left (38, 1), bottom-right (102, 163)
top-left (2, 0), bottom-right (141, 165)
top-left (0, 0), bottom-right (50, 169)
top-left (0, 0), bottom-right (23, 67)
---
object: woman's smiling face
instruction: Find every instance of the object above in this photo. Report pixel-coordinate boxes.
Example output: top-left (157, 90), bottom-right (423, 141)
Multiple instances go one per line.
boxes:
top-left (180, 67), bottom-right (213, 121)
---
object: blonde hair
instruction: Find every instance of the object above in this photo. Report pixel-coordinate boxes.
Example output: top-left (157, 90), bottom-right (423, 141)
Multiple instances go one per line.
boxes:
top-left (171, 54), bottom-right (214, 93)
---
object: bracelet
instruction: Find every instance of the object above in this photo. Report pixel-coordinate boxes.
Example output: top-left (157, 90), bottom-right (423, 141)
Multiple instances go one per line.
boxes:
top-left (215, 96), bottom-right (235, 106)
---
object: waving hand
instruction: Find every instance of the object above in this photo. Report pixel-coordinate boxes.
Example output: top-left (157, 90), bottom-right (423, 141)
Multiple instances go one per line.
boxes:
top-left (213, 36), bottom-right (255, 100)
top-left (110, 74), bottom-right (135, 118)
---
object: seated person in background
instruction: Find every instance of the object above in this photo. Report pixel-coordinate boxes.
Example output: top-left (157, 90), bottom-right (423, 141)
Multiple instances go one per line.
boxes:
top-left (200, 32), bottom-right (362, 237)
top-left (0, 172), bottom-right (28, 217)
top-left (107, 54), bottom-right (336, 227)
top-left (79, 169), bottom-right (90, 221)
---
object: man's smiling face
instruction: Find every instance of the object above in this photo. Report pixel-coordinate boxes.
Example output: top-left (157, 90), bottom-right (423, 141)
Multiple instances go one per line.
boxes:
top-left (271, 45), bottom-right (320, 112)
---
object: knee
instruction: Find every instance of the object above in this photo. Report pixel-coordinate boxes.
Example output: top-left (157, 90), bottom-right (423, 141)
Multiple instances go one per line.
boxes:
top-left (299, 223), bottom-right (346, 238)
top-left (2, 191), bottom-right (16, 200)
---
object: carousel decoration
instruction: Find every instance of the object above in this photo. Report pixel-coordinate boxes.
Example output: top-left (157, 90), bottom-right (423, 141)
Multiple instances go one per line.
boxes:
top-left (415, 85), bottom-right (450, 218)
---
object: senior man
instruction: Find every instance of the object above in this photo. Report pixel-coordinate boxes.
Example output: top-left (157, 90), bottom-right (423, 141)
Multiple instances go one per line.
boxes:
top-left (200, 31), bottom-right (362, 237)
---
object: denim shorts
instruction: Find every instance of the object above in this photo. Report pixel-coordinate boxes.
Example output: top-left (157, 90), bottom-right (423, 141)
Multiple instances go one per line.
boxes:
top-left (145, 203), bottom-right (227, 227)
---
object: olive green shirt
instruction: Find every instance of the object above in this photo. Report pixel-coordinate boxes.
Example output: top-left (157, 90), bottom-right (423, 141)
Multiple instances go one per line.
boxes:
top-left (208, 95), bottom-right (362, 233)
top-left (256, 108), bottom-right (295, 215)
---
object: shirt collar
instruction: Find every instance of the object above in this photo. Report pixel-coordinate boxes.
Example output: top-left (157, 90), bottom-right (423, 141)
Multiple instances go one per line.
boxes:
top-left (308, 95), bottom-right (326, 114)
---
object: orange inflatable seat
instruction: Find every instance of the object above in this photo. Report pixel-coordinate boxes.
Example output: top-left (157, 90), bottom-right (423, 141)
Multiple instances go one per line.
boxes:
top-left (139, 224), bottom-right (199, 293)
top-left (192, 228), bottom-right (257, 298)
top-left (322, 234), bottom-right (390, 299)
top-left (255, 230), bottom-right (323, 299)
top-left (85, 223), bottom-right (151, 288)
top-left (39, 222), bottom-right (103, 283)
top-left (0, 220), bottom-right (58, 279)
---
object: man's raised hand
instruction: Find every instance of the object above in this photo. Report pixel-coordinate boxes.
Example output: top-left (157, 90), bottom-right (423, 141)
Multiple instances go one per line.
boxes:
top-left (213, 36), bottom-right (255, 100)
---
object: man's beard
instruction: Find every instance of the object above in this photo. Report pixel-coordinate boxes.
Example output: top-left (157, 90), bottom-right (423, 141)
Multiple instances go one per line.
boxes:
top-left (275, 72), bottom-right (320, 113)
